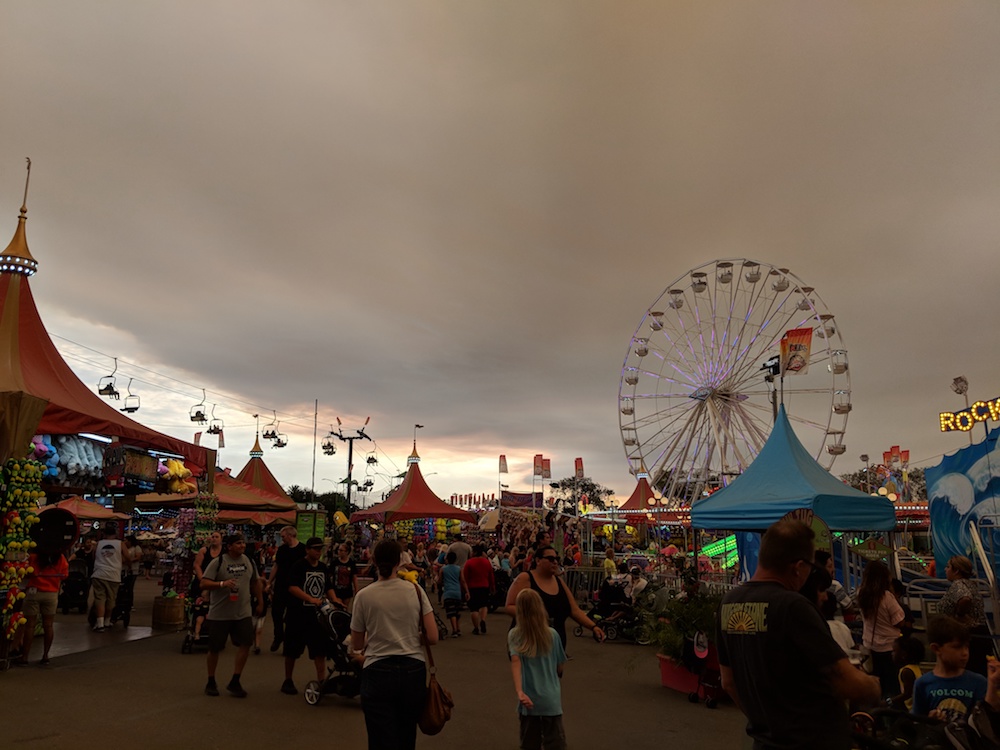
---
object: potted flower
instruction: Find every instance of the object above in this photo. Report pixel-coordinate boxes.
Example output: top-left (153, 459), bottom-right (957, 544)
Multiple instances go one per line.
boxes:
top-left (649, 568), bottom-right (723, 695)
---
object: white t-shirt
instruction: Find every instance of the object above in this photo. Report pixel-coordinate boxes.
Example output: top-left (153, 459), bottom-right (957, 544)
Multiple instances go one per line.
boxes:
top-left (828, 619), bottom-right (860, 664)
top-left (92, 539), bottom-right (123, 582)
top-left (351, 577), bottom-right (432, 666)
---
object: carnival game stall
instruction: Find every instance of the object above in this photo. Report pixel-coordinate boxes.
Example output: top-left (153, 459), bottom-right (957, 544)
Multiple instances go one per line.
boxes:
top-left (0, 187), bottom-right (211, 663)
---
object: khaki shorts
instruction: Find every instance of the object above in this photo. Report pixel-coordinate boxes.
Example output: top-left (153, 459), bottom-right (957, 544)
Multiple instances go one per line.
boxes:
top-left (92, 577), bottom-right (120, 605)
top-left (24, 591), bottom-right (58, 617)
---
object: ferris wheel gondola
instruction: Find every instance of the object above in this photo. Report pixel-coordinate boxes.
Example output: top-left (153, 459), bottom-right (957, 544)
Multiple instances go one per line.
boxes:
top-left (619, 259), bottom-right (852, 506)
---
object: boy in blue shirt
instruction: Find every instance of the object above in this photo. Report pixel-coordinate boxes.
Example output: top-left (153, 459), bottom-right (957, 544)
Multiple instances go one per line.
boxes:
top-left (438, 551), bottom-right (467, 637)
top-left (912, 615), bottom-right (987, 722)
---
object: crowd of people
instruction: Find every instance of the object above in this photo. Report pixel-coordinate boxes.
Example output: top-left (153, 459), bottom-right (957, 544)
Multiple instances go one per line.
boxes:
top-left (13, 513), bottom-right (1000, 750)
top-left (189, 525), bottom-right (602, 750)
top-left (719, 519), bottom-right (1000, 749)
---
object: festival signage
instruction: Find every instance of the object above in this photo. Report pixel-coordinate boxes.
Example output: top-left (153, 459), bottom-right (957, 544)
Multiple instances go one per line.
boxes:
top-left (849, 538), bottom-right (892, 561)
top-left (939, 396), bottom-right (1000, 432)
top-left (779, 328), bottom-right (813, 376)
top-left (779, 508), bottom-right (831, 555)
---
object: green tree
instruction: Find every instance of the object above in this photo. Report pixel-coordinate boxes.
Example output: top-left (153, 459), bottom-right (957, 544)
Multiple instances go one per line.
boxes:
top-left (548, 476), bottom-right (614, 513)
top-left (838, 466), bottom-right (925, 502)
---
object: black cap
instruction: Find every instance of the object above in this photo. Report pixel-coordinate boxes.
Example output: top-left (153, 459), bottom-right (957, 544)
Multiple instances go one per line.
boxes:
top-left (305, 537), bottom-right (324, 549)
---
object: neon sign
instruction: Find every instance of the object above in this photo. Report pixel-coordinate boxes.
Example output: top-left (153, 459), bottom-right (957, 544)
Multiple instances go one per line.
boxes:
top-left (939, 396), bottom-right (1000, 432)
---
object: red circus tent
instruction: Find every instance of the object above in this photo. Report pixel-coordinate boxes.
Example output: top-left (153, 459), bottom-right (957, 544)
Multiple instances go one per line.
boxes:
top-left (351, 445), bottom-right (475, 524)
top-left (617, 475), bottom-right (659, 514)
top-left (0, 196), bottom-right (210, 475)
top-left (134, 470), bottom-right (297, 512)
top-left (216, 509), bottom-right (296, 526)
top-left (235, 435), bottom-right (292, 502)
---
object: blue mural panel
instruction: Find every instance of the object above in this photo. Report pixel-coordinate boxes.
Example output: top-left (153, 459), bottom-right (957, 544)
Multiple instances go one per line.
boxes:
top-left (925, 425), bottom-right (1000, 577)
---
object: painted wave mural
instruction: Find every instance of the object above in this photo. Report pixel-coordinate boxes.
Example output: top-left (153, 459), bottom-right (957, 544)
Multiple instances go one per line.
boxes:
top-left (926, 424), bottom-right (1000, 577)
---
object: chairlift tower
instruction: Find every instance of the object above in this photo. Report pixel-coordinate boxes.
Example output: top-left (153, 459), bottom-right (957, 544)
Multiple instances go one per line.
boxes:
top-left (328, 417), bottom-right (372, 511)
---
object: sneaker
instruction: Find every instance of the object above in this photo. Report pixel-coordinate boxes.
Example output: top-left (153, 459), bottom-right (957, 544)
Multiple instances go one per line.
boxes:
top-left (205, 681), bottom-right (219, 696)
top-left (472, 628), bottom-right (480, 635)
top-left (39, 657), bottom-right (50, 667)
top-left (451, 632), bottom-right (460, 638)
top-left (280, 679), bottom-right (298, 695)
top-left (253, 646), bottom-right (261, 655)
top-left (480, 622), bottom-right (486, 634)
top-left (92, 625), bottom-right (105, 633)
top-left (269, 639), bottom-right (282, 653)
top-left (227, 682), bottom-right (248, 698)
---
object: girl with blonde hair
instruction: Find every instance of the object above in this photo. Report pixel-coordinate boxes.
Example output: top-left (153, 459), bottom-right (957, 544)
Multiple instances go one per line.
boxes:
top-left (508, 589), bottom-right (567, 750)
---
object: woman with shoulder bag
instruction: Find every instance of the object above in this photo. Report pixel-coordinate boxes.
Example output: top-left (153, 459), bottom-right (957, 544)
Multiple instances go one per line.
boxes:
top-left (857, 560), bottom-right (905, 698)
top-left (351, 540), bottom-right (439, 750)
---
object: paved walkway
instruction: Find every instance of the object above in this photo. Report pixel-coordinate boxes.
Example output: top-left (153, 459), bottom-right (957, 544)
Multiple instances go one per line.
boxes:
top-left (4, 577), bottom-right (747, 749)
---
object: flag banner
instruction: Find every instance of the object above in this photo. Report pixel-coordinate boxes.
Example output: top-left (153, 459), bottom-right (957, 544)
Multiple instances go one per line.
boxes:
top-left (883, 451), bottom-right (892, 466)
top-left (499, 454), bottom-right (508, 474)
top-left (779, 327), bottom-right (813, 375)
top-left (574, 457), bottom-right (584, 479)
top-left (542, 458), bottom-right (551, 479)
top-left (501, 490), bottom-right (544, 508)
top-left (891, 445), bottom-right (901, 461)
top-left (533, 454), bottom-right (543, 476)
top-left (194, 431), bottom-right (202, 446)
top-left (901, 450), bottom-right (910, 466)
top-left (218, 430), bottom-right (225, 449)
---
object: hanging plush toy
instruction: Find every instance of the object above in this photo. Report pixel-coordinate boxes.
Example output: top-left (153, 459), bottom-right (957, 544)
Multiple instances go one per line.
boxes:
top-left (163, 459), bottom-right (197, 494)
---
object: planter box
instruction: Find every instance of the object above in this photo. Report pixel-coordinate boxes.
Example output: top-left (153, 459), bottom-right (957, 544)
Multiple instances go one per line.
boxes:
top-left (657, 653), bottom-right (701, 693)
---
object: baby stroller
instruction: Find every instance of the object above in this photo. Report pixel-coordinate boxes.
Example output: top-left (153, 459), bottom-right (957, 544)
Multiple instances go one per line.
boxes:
top-left (110, 573), bottom-right (137, 628)
top-left (303, 602), bottom-right (362, 706)
top-left (574, 578), bottom-right (649, 643)
top-left (89, 571), bottom-right (137, 629)
top-left (488, 569), bottom-right (512, 614)
top-left (180, 595), bottom-right (211, 654)
top-left (59, 558), bottom-right (90, 615)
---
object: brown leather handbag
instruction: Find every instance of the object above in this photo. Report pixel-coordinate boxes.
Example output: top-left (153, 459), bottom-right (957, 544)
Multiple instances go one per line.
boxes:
top-left (415, 585), bottom-right (454, 735)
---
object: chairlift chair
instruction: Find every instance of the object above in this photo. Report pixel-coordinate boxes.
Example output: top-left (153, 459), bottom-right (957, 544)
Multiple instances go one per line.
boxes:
top-left (98, 357), bottom-right (120, 399)
top-left (206, 404), bottom-right (223, 435)
top-left (262, 411), bottom-right (278, 440)
top-left (272, 423), bottom-right (288, 448)
top-left (190, 389), bottom-right (208, 424)
top-left (322, 431), bottom-right (337, 455)
top-left (120, 378), bottom-right (140, 414)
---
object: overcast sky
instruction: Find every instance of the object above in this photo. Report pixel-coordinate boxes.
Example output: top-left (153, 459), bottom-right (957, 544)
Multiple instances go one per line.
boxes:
top-left (3, 3), bottom-right (998, 505)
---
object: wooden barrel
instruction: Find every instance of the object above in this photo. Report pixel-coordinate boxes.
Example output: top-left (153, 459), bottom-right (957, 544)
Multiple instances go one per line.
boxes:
top-left (151, 596), bottom-right (186, 630)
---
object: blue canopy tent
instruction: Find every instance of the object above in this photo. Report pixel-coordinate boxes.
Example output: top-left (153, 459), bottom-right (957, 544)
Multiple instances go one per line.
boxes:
top-left (691, 405), bottom-right (895, 532)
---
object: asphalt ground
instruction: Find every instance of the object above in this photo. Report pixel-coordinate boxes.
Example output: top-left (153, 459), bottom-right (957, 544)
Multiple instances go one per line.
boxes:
top-left (3, 577), bottom-right (747, 749)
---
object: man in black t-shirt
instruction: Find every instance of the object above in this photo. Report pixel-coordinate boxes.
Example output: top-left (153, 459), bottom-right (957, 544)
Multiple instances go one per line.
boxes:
top-left (266, 526), bottom-right (306, 651)
top-left (718, 520), bottom-right (880, 750)
top-left (329, 543), bottom-right (358, 608)
top-left (280, 538), bottom-right (340, 695)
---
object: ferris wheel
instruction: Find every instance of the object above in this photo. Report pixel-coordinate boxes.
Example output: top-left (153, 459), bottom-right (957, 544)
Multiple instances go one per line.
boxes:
top-left (619, 259), bottom-right (851, 505)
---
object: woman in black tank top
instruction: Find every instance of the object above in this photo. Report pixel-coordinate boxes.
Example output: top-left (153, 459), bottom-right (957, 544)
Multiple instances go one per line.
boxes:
top-left (504, 545), bottom-right (605, 647)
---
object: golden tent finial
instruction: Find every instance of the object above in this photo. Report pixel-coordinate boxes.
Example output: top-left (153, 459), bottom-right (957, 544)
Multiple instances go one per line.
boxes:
top-left (1, 158), bottom-right (38, 276)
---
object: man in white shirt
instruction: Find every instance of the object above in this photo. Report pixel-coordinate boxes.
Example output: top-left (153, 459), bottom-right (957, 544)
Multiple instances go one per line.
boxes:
top-left (91, 524), bottom-right (124, 632)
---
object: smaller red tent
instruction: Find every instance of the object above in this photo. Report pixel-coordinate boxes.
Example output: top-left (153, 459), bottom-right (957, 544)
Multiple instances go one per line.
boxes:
top-left (351, 447), bottom-right (475, 524)
top-left (134, 470), bottom-right (297, 512)
top-left (41, 496), bottom-right (130, 521)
